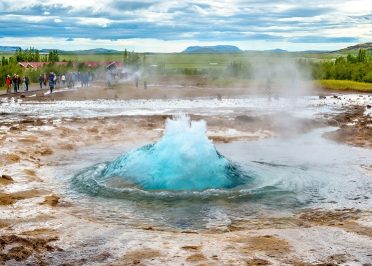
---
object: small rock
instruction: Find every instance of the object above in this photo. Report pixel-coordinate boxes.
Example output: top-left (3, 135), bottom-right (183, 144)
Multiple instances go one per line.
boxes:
top-left (1, 174), bottom-right (13, 181)
top-left (41, 195), bottom-right (60, 207)
top-left (367, 105), bottom-right (371, 109)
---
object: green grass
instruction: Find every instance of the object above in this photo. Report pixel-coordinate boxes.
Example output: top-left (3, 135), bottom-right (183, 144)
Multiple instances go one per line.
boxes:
top-left (59, 53), bottom-right (124, 62)
top-left (317, 79), bottom-right (372, 92)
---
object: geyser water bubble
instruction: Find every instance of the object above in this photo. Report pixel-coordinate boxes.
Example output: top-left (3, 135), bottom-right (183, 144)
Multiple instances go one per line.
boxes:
top-left (103, 115), bottom-right (249, 191)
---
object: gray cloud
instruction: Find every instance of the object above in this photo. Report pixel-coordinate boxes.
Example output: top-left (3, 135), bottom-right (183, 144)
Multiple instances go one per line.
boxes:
top-left (0, 0), bottom-right (370, 44)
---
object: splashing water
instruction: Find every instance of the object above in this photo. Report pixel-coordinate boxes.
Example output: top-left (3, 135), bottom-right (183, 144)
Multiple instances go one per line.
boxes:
top-left (81, 115), bottom-right (249, 191)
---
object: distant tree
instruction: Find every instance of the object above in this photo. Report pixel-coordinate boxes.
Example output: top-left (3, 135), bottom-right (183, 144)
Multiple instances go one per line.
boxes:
top-left (357, 49), bottom-right (366, 63)
top-left (48, 50), bottom-right (60, 63)
top-left (123, 49), bottom-right (140, 69)
top-left (67, 60), bottom-right (73, 68)
top-left (335, 57), bottom-right (346, 65)
top-left (13, 47), bottom-right (42, 62)
top-left (347, 54), bottom-right (356, 63)
top-left (1, 56), bottom-right (8, 66)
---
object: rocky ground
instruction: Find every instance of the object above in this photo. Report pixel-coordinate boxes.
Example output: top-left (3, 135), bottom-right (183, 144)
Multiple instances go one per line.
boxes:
top-left (0, 87), bottom-right (371, 265)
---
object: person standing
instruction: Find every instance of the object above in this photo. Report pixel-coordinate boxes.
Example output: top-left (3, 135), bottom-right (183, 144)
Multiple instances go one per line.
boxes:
top-left (22, 77), bottom-right (26, 91)
top-left (5, 75), bottom-right (12, 93)
top-left (17, 75), bottom-right (21, 92)
top-left (49, 72), bottom-right (55, 94)
top-left (43, 73), bottom-right (47, 86)
top-left (12, 74), bottom-right (18, 93)
top-left (39, 74), bottom-right (43, 89)
top-left (135, 75), bottom-right (139, 88)
top-left (24, 76), bottom-right (29, 91)
top-left (61, 74), bottom-right (66, 86)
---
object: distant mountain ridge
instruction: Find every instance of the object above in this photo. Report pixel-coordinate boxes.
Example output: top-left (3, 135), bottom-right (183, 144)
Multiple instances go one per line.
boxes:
top-left (64, 48), bottom-right (120, 54)
top-left (183, 45), bottom-right (242, 53)
top-left (0, 46), bottom-right (121, 54)
top-left (40, 48), bottom-right (120, 54)
top-left (0, 46), bottom-right (21, 52)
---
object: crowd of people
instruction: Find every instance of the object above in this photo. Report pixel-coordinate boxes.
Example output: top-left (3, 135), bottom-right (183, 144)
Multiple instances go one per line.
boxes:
top-left (3, 71), bottom-right (93, 94)
top-left (5, 74), bottom-right (30, 93)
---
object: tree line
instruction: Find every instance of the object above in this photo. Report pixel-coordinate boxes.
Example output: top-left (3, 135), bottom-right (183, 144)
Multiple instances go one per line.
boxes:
top-left (1, 48), bottom-right (60, 66)
top-left (311, 49), bottom-right (372, 83)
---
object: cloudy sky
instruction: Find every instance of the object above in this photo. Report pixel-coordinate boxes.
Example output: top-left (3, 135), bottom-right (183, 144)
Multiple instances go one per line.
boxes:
top-left (0, 0), bottom-right (371, 52)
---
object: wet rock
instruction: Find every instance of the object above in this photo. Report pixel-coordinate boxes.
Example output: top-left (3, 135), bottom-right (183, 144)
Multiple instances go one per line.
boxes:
top-left (246, 258), bottom-right (270, 265)
top-left (35, 119), bottom-right (45, 126)
top-left (0, 189), bottom-right (46, 205)
top-left (41, 194), bottom-right (60, 207)
top-left (186, 253), bottom-right (207, 262)
top-left (0, 234), bottom-right (59, 264)
top-left (181, 246), bottom-right (202, 251)
top-left (20, 94), bottom-right (26, 99)
top-left (38, 147), bottom-right (53, 156)
top-left (235, 115), bottom-right (256, 122)
top-left (1, 174), bottom-right (13, 181)
top-left (0, 175), bottom-right (14, 185)
top-left (367, 105), bottom-right (371, 109)
top-left (319, 95), bottom-right (327, 99)
top-left (1, 153), bottom-right (20, 165)
top-left (6, 246), bottom-right (32, 261)
top-left (119, 249), bottom-right (161, 265)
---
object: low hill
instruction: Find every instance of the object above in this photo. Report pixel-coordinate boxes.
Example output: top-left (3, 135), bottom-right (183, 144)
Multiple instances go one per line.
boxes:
top-left (266, 48), bottom-right (288, 53)
top-left (66, 48), bottom-right (120, 54)
top-left (183, 45), bottom-right (242, 53)
top-left (334, 42), bottom-right (372, 53)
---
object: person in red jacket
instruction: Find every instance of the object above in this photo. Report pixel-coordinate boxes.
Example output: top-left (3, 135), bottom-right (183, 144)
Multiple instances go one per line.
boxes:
top-left (5, 75), bottom-right (12, 93)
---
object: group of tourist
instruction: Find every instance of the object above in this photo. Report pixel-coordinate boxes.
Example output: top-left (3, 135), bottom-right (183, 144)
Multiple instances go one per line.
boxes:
top-left (38, 73), bottom-right (58, 93)
top-left (5, 74), bottom-right (30, 93)
top-left (4, 71), bottom-right (94, 95)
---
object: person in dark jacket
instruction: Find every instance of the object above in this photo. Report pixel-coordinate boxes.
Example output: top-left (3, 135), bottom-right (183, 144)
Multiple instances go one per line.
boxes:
top-left (24, 76), bottom-right (30, 91)
top-left (17, 75), bottom-right (21, 92)
top-left (49, 72), bottom-right (55, 93)
top-left (12, 74), bottom-right (18, 93)
top-left (39, 74), bottom-right (43, 89)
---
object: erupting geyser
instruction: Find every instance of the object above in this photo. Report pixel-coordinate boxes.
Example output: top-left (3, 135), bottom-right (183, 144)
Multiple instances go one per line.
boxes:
top-left (103, 115), bottom-right (248, 190)
top-left (73, 115), bottom-right (249, 194)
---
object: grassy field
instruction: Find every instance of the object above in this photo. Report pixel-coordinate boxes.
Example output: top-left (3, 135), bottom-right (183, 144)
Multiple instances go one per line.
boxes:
top-left (317, 80), bottom-right (372, 93)
top-left (1, 51), bottom-right (339, 62)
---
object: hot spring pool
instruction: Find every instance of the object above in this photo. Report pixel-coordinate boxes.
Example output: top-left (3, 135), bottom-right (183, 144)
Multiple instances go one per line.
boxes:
top-left (69, 115), bottom-right (372, 230)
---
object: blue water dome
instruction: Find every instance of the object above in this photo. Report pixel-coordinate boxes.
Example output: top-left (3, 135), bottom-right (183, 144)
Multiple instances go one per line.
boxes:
top-left (103, 115), bottom-right (246, 191)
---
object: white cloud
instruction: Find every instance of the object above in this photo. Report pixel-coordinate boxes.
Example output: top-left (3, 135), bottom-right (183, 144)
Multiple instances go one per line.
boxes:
top-left (0, 0), bottom-right (370, 51)
top-left (77, 17), bottom-right (112, 27)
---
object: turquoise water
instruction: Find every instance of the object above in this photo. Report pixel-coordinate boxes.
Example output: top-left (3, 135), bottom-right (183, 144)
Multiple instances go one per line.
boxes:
top-left (70, 116), bottom-right (371, 229)
top-left (102, 115), bottom-right (249, 191)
